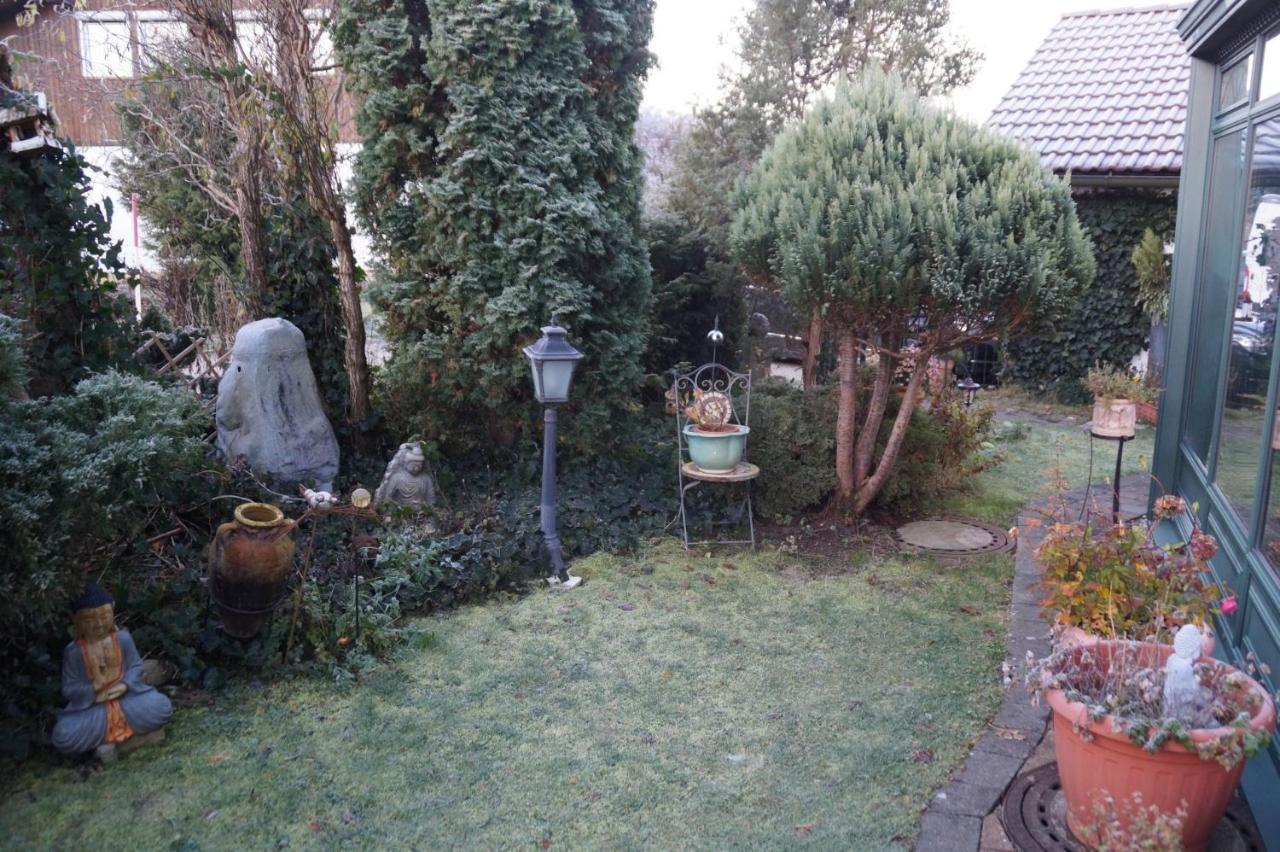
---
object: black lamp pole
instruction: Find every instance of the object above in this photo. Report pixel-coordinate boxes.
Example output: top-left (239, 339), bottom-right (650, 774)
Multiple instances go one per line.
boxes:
top-left (540, 402), bottom-right (568, 581)
top-left (524, 317), bottom-right (584, 590)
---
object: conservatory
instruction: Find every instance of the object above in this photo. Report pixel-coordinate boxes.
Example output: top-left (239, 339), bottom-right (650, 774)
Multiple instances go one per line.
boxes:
top-left (1155, 0), bottom-right (1280, 836)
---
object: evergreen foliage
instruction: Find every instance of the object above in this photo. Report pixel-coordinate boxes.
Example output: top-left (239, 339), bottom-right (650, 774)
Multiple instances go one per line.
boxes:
top-left (733, 71), bottom-right (1093, 512)
top-left (336, 0), bottom-right (655, 449)
top-left (0, 144), bottom-right (132, 397)
top-left (661, 0), bottom-right (980, 379)
top-left (1004, 192), bottom-right (1175, 393)
top-left (0, 334), bottom-right (214, 756)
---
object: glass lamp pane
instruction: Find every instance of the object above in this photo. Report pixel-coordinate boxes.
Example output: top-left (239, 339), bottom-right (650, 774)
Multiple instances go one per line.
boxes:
top-left (528, 358), bottom-right (544, 401)
top-left (542, 360), bottom-right (575, 401)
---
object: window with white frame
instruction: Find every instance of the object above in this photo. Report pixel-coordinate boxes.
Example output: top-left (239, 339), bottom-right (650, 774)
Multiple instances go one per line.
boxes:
top-left (137, 15), bottom-right (189, 69)
top-left (79, 16), bottom-right (133, 79)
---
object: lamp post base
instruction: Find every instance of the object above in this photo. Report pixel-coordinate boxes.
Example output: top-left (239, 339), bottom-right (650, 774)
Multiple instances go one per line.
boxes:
top-left (545, 573), bottom-right (583, 591)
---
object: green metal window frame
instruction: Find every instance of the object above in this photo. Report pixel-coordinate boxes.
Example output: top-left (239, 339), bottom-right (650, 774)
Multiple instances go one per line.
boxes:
top-left (1191, 30), bottom-right (1280, 562)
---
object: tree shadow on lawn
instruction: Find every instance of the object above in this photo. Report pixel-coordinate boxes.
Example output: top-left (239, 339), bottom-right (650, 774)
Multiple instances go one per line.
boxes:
top-left (1, 540), bottom-right (1010, 850)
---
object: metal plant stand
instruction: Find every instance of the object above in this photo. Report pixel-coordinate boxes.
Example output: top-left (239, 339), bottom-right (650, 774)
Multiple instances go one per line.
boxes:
top-left (1087, 430), bottom-right (1134, 524)
top-left (671, 362), bottom-right (758, 550)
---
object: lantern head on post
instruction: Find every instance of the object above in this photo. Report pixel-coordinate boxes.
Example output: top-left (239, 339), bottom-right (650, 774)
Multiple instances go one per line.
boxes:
top-left (523, 316), bottom-right (584, 405)
top-left (957, 375), bottom-right (981, 409)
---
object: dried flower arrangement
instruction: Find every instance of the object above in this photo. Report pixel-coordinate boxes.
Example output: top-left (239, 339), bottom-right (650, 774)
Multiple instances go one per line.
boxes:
top-left (1028, 640), bottom-right (1273, 768)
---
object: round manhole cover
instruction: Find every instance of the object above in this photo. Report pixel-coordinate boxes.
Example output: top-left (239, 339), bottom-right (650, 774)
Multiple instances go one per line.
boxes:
top-left (894, 517), bottom-right (1013, 559)
top-left (1001, 762), bottom-right (1265, 851)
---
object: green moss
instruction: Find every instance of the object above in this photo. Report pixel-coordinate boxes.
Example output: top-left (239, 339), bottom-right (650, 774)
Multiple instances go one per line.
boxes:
top-left (2, 541), bottom-right (1009, 849)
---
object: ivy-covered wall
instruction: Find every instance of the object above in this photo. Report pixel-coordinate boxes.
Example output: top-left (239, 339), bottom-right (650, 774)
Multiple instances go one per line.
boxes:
top-left (1005, 188), bottom-right (1177, 397)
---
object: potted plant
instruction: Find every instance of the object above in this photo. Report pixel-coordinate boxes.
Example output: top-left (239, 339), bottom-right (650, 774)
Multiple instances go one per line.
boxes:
top-left (1036, 494), bottom-right (1225, 653)
top-left (683, 388), bottom-right (750, 472)
top-left (1031, 633), bottom-right (1275, 851)
top-left (1085, 365), bottom-right (1155, 438)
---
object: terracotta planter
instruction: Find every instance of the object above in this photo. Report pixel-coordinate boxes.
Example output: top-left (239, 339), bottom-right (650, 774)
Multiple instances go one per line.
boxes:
top-left (1135, 400), bottom-right (1158, 425)
top-left (1091, 398), bottom-right (1136, 438)
top-left (1056, 623), bottom-right (1216, 657)
top-left (210, 502), bottom-right (296, 638)
top-left (1045, 641), bottom-right (1276, 852)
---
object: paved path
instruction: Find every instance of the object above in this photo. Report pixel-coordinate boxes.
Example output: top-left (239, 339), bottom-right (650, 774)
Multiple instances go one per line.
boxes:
top-left (914, 475), bottom-right (1149, 852)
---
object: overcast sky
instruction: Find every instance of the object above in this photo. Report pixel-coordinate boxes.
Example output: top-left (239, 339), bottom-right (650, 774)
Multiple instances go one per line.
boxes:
top-left (642, 0), bottom-right (1186, 122)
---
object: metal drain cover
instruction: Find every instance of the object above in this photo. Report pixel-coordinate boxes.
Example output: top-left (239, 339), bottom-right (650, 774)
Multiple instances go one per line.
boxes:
top-left (1001, 762), bottom-right (1265, 851)
top-left (894, 517), bottom-right (1013, 560)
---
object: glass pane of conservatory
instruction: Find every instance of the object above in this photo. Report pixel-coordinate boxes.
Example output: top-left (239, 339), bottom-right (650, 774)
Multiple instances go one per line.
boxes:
top-left (1220, 54), bottom-right (1254, 109)
top-left (1261, 32), bottom-right (1280, 102)
top-left (1186, 130), bottom-right (1248, 463)
top-left (1216, 118), bottom-right (1280, 526)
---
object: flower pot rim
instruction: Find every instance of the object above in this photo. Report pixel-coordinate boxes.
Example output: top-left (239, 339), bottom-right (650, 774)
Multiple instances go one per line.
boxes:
top-left (1041, 639), bottom-right (1276, 751)
top-left (683, 423), bottom-right (750, 436)
top-left (234, 501), bottom-right (286, 529)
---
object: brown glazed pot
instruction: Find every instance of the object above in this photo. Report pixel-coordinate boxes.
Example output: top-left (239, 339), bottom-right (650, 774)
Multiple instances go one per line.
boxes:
top-left (210, 502), bottom-right (296, 638)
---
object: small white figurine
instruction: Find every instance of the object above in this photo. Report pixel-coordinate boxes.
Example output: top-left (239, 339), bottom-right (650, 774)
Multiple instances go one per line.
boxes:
top-left (1162, 624), bottom-right (1202, 724)
top-left (301, 486), bottom-right (337, 511)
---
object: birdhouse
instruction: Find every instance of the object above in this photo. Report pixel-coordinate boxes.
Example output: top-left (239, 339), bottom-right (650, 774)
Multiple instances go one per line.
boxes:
top-left (0, 91), bottom-right (61, 157)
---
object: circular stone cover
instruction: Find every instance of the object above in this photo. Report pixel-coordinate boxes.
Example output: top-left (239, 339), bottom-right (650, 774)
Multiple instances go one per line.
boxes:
top-left (894, 518), bottom-right (1013, 558)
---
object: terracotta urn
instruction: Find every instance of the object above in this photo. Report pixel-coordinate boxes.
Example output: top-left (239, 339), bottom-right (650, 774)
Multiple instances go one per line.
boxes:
top-left (210, 502), bottom-right (296, 638)
top-left (1091, 398), bottom-right (1136, 438)
top-left (1045, 641), bottom-right (1275, 852)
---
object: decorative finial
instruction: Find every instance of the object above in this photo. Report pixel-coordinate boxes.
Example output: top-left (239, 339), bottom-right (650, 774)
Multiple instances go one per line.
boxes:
top-left (706, 314), bottom-right (724, 346)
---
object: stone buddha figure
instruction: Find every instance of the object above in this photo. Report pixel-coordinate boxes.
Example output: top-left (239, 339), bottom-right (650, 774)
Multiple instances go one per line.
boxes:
top-left (51, 584), bottom-right (172, 759)
top-left (374, 442), bottom-right (437, 508)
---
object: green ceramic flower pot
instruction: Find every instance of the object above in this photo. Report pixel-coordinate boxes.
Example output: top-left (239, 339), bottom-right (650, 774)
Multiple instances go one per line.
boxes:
top-left (683, 424), bottom-right (749, 472)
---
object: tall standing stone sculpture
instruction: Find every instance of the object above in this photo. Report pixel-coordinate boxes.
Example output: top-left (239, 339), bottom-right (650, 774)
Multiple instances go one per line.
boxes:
top-left (216, 318), bottom-right (339, 491)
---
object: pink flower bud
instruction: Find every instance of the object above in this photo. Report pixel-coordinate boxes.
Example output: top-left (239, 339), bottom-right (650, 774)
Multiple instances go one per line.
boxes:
top-left (1221, 596), bottom-right (1238, 615)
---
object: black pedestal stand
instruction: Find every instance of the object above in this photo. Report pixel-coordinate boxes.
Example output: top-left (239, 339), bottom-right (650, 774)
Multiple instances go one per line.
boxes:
top-left (1089, 431), bottom-right (1133, 524)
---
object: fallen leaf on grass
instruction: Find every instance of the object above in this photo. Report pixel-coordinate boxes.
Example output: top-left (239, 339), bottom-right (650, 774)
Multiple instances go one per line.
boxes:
top-left (795, 823), bottom-right (815, 838)
top-left (702, 575), bottom-right (717, 585)
top-left (308, 820), bottom-right (322, 833)
top-left (207, 754), bottom-right (228, 763)
top-left (204, 809), bottom-right (218, 820)
top-left (660, 671), bottom-right (672, 679)
top-left (767, 711), bottom-right (783, 720)
top-left (541, 838), bottom-right (551, 850)
top-left (958, 605), bottom-right (979, 615)
top-left (721, 561), bottom-right (738, 570)
top-left (983, 628), bottom-right (996, 639)
top-left (619, 602), bottom-right (636, 611)
top-left (911, 748), bottom-right (935, 763)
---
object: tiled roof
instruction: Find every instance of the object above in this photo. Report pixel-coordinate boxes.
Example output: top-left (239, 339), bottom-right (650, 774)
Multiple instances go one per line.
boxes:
top-left (988, 4), bottom-right (1191, 176)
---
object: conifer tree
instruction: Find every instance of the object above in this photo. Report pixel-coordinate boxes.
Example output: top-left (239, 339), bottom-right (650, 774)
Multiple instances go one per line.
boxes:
top-left (336, 0), bottom-right (654, 448)
top-left (733, 72), bottom-right (1093, 513)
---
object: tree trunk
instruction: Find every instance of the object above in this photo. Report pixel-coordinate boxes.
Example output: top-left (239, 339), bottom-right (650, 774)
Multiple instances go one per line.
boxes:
top-left (834, 328), bottom-right (859, 502)
top-left (232, 143), bottom-right (268, 313)
top-left (854, 358), bottom-right (929, 514)
top-left (802, 308), bottom-right (823, 388)
top-left (853, 351), bottom-right (893, 491)
top-left (273, 0), bottom-right (372, 429)
top-left (327, 209), bottom-right (371, 426)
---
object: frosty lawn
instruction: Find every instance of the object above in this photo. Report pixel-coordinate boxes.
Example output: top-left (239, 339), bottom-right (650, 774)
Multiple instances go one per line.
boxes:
top-left (5, 540), bottom-right (1008, 849)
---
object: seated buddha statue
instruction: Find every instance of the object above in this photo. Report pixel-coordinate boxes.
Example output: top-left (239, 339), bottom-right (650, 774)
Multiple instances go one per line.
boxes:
top-left (51, 583), bottom-right (172, 758)
top-left (374, 442), bottom-right (437, 508)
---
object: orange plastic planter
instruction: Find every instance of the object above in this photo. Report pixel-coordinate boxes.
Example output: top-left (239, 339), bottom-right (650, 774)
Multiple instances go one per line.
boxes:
top-left (1045, 641), bottom-right (1275, 852)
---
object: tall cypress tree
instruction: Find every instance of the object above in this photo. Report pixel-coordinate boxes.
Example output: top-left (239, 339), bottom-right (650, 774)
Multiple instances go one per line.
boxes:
top-left (337, 0), bottom-right (654, 449)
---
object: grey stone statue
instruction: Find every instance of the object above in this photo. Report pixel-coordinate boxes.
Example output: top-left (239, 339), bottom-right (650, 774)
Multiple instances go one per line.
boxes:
top-left (216, 318), bottom-right (339, 491)
top-left (375, 442), bottom-right (437, 508)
